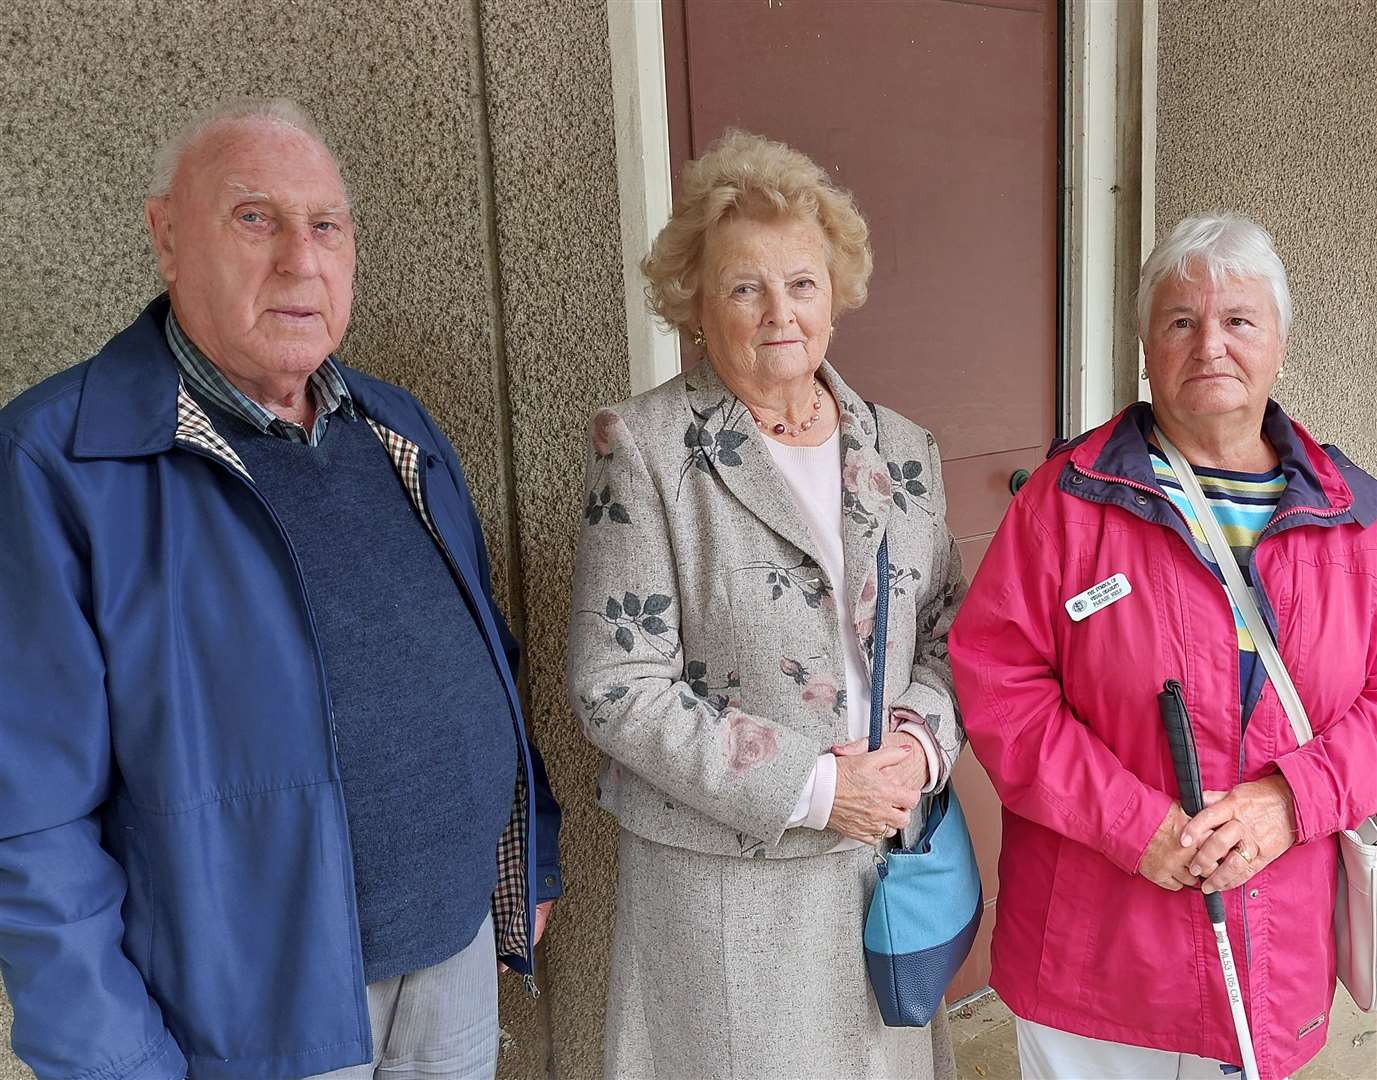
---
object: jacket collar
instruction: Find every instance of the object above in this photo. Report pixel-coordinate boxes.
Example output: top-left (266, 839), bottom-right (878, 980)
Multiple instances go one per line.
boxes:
top-left (1063, 400), bottom-right (1377, 531)
top-left (682, 359), bottom-right (894, 644)
top-left (73, 295), bottom-right (182, 459)
top-left (72, 295), bottom-right (431, 462)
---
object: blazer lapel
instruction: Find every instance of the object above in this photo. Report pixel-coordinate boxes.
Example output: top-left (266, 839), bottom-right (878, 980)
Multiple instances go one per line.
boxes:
top-left (680, 362), bottom-right (824, 568)
top-left (826, 363), bottom-right (896, 655)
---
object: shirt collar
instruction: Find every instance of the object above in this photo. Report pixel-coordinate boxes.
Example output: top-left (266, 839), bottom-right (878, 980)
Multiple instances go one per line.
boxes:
top-left (163, 308), bottom-right (355, 441)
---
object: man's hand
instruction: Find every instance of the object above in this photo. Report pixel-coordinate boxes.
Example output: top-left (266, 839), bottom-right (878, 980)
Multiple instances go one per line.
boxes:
top-left (826, 737), bottom-right (920, 845)
top-left (1180, 775), bottom-right (1297, 894)
top-left (1138, 802), bottom-right (1203, 891)
top-left (498, 900), bottom-right (557, 973)
top-left (534, 900), bottom-right (554, 945)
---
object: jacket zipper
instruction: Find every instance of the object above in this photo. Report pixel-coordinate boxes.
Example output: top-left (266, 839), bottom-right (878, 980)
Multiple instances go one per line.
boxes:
top-left (1073, 457), bottom-right (1351, 1022)
top-left (415, 456), bottom-right (540, 995)
top-left (1070, 461), bottom-right (1261, 975)
top-left (176, 446), bottom-right (341, 757)
top-left (174, 441), bottom-right (373, 1041)
top-left (1258, 502), bottom-right (1349, 534)
top-left (1069, 462), bottom-right (1163, 499)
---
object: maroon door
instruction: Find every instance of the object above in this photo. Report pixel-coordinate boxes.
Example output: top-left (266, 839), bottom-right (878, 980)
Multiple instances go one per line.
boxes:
top-left (664, 0), bottom-right (1060, 998)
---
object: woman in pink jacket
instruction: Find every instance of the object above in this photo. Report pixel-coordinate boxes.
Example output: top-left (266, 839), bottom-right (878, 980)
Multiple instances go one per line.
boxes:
top-left (949, 213), bottom-right (1377, 1080)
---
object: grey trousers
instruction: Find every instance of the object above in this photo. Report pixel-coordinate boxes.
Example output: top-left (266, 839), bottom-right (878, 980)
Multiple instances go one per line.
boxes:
top-left (306, 913), bottom-right (499, 1080)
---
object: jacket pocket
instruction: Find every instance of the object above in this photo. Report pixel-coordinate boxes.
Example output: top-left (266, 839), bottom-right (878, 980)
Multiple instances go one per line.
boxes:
top-left (1038, 833), bottom-right (1205, 1032)
top-left (117, 818), bottom-right (157, 985)
top-left (140, 782), bottom-right (365, 1056)
top-left (1035, 835), bottom-right (1097, 1008)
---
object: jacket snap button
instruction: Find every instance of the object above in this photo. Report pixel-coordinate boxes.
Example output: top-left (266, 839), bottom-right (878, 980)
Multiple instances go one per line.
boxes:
top-left (544, 874), bottom-right (557, 888)
top-left (1135, 494), bottom-right (1148, 505)
top-left (1249, 888), bottom-right (1260, 898)
top-left (1070, 474), bottom-right (1083, 485)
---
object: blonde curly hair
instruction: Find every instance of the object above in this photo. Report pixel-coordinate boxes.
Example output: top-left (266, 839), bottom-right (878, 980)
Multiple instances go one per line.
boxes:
top-left (641, 130), bottom-right (873, 335)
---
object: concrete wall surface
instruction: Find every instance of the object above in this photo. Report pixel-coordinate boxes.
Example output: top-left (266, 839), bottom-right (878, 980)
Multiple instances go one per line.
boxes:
top-left (1155, 0), bottom-right (1377, 469)
top-left (0, 0), bottom-right (626, 1077)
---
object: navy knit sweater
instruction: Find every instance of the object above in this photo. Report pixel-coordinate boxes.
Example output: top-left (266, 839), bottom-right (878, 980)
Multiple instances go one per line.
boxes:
top-left (199, 394), bottom-right (517, 983)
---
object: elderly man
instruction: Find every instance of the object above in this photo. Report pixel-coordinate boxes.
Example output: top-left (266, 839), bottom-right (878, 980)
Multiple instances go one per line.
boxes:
top-left (0, 98), bottom-right (561, 1079)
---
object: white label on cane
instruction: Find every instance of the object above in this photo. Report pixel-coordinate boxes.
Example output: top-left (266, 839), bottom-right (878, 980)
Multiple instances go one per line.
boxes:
top-left (1065, 573), bottom-right (1132, 622)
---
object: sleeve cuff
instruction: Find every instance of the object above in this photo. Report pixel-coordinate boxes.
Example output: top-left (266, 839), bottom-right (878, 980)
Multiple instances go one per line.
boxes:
top-left (1272, 749), bottom-right (1326, 842)
top-left (1106, 784), bottom-right (1175, 875)
top-left (895, 720), bottom-right (944, 794)
top-left (536, 867), bottom-right (564, 901)
top-left (787, 755), bottom-right (837, 830)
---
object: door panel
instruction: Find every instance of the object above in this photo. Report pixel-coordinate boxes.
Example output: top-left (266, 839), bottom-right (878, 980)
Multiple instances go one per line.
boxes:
top-left (665, 0), bottom-right (1060, 999)
top-left (943, 447), bottom-right (1047, 540)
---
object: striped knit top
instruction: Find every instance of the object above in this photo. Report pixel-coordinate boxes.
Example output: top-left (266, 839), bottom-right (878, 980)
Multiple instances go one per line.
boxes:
top-left (1149, 447), bottom-right (1286, 722)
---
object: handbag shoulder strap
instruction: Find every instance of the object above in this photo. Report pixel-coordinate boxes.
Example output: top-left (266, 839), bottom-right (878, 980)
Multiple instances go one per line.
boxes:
top-left (867, 401), bottom-right (890, 751)
top-left (1155, 426), bottom-right (1315, 745)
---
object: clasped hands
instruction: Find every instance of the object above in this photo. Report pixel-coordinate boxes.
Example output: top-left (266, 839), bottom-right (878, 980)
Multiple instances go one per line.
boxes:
top-left (825, 731), bottom-right (927, 846)
top-left (1138, 775), bottom-right (1298, 894)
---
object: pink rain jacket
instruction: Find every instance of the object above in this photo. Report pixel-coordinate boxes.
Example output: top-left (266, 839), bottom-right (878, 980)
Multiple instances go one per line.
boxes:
top-left (949, 403), bottom-right (1377, 1079)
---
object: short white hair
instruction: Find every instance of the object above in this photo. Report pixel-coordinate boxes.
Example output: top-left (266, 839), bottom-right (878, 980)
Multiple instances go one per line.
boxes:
top-left (1138, 212), bottom-right (1292, 339)
top-left (148, 97), bottom-right (339, 200)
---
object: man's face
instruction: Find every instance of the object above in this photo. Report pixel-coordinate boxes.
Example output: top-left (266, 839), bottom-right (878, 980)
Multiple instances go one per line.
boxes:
top-left (147, 120), bottom-right (355, 386)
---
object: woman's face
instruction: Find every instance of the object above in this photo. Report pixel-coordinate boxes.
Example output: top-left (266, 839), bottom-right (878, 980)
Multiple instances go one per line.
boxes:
top-left (1143, 271), bottom-right (1285, 429)
top-left (696, 215), bottom-right (833, 389)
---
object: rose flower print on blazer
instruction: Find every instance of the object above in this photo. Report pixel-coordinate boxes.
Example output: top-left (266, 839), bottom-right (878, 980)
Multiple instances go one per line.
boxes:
top-left (566, 360), bottom-right (965, 859)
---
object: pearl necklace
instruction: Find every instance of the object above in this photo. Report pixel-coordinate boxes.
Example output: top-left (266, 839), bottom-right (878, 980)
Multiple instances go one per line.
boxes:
top-left (750, 379), bottom-right (824, 438)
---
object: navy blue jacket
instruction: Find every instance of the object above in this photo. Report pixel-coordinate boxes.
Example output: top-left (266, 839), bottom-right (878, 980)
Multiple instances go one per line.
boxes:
top-left (0, 297), bottom-right (562, 1079)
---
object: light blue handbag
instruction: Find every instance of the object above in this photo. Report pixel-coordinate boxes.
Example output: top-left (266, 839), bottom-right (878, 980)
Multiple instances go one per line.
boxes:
top-left (862, 531), bottom-right (983, 1027)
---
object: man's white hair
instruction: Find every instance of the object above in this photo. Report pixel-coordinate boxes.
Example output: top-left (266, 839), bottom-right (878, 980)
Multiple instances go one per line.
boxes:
top-left (1138, 212), bottom-right (1292, 340)
top-left (147, 96), bottom-right (338, 199)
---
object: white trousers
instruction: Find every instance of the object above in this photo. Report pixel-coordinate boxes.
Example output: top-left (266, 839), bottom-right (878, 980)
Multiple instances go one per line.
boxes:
top-left (1015, 1018), bottom-right (1243, 1080)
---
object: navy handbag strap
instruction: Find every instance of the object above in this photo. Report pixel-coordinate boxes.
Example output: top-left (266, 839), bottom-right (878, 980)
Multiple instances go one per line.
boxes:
top-left (866, 401), bottom-right (890, 752)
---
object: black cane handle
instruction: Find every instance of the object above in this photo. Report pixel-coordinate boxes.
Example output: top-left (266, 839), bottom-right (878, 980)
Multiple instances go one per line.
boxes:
top-left (1159, 679), bottom-right (1206, 817)
top-left (1158, 679), bottom-right (1226, 922)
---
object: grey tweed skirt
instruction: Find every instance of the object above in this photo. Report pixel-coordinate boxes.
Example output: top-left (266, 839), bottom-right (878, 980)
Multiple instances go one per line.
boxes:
top-left (604, 828), bottom-right (956, 1080)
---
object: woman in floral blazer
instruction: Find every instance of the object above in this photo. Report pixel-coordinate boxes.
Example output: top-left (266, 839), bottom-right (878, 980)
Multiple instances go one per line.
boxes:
top-left (567, 131), bottom-right (964, 1080)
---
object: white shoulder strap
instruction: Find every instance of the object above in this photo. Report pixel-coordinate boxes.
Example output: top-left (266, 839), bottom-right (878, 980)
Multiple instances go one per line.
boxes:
top-left (1155, 427), bottom-right (1315, 746)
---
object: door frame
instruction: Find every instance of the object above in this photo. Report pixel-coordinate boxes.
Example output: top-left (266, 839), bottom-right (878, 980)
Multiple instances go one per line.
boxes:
top-left (1062, 0), bottom-right (1159, 434)
top-left (607, 0), bottom-right (1157, 425)
top-left (606, 0), bottom-right (679, 396)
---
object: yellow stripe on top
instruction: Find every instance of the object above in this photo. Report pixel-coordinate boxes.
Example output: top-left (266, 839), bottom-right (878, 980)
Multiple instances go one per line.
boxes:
top-left (1150, 449), bottom-right (1286, 717)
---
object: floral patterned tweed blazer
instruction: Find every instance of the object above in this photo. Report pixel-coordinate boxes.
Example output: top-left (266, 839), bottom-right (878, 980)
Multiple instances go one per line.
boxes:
top-left (566, 360), bottom-right (965, 859)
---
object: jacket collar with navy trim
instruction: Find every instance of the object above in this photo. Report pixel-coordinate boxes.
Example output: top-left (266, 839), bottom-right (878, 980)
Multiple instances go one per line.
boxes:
top-left (1057, 400), bottom-right (1377, 532)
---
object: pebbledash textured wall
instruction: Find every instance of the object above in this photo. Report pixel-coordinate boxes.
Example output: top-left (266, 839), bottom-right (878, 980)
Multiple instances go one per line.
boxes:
top-left (0, 1), bottom-right (626, 1079)
top-left (1154, 0), bottom-right (1377, 471)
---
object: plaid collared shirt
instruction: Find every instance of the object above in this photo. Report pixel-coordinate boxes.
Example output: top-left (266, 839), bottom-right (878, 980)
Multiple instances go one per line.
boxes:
top-left (165, 310), bottom-right (355, 446)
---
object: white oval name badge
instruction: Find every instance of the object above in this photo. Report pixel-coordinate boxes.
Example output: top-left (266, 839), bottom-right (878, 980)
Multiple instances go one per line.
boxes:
top-left (1065, 573), bottom-right (1132, 622)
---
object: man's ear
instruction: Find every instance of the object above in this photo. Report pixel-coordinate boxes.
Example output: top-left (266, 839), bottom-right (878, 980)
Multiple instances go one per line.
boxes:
top-left (145, 197), bottom-right (177, 285)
